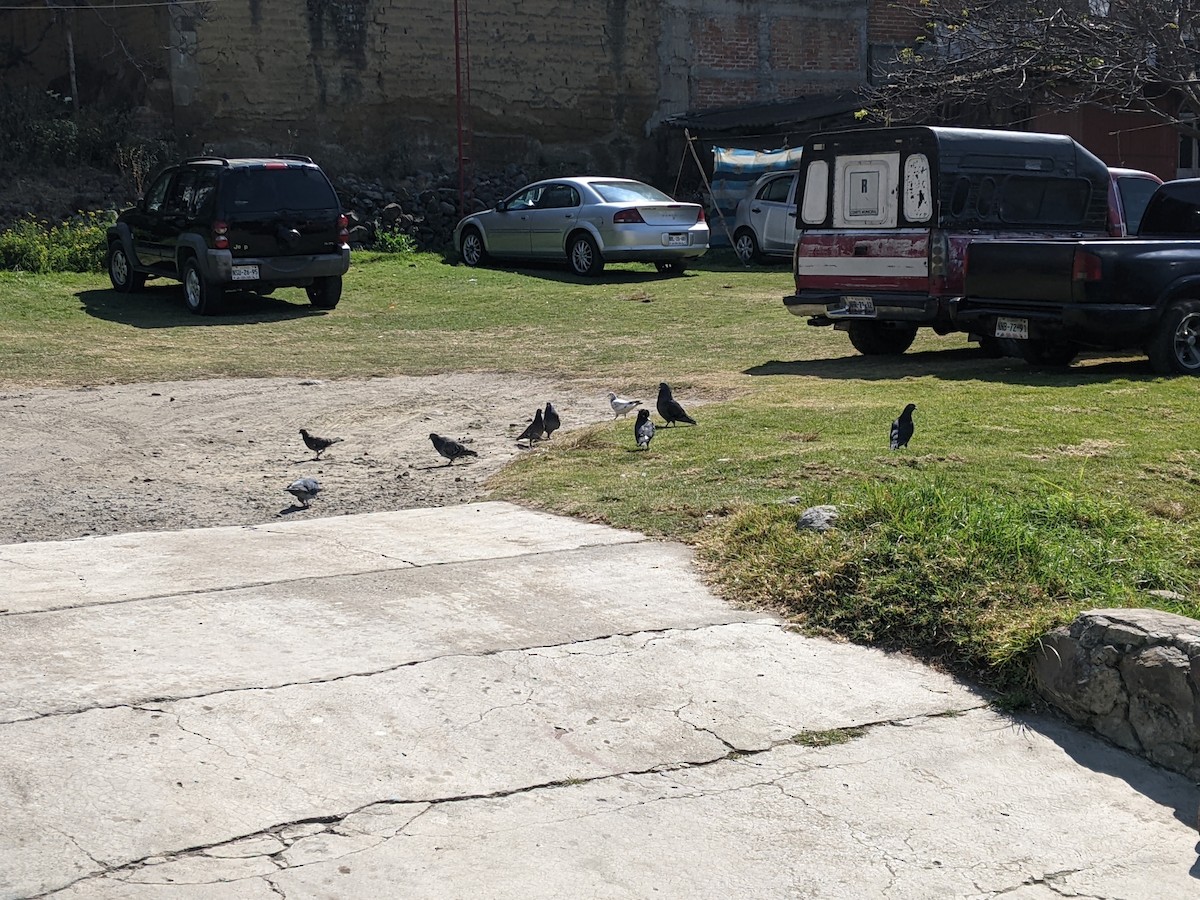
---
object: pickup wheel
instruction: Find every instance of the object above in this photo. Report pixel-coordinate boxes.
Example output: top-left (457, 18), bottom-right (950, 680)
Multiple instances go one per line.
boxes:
top-left (1147, 300), bottom-right (1200, 375)
top-left (1019, 339), bottom-right (1078, 368)
top-left (847, 322), bottom-right (918, 356)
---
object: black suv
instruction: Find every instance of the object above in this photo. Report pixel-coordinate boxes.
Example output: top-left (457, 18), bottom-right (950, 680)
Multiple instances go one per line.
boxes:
top-left (106, 155), bottom-right (350, 314)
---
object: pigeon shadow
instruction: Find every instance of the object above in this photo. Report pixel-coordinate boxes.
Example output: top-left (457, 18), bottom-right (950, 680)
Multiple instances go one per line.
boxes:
top-left (78, 287), bottom-right (327, 329)
top-left (278, 504), bottom-right (309, 515)
top-left (746, 347), bottom-right (1162, 385)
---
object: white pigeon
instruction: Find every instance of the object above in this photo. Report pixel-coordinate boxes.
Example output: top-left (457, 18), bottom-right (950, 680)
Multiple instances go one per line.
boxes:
top-left (608, 391), bottom-right (643, 419)
top-left (286, 477), bottom-right (322, 508)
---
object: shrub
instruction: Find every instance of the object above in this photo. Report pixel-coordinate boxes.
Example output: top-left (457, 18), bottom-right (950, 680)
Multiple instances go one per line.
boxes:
top-left (374, 228), bottom-right (418, 254)
top-left (0, 211), bottom-right (114, 273)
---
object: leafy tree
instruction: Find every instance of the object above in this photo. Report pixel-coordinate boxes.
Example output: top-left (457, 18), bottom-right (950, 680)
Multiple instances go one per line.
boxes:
top-left (865, 1), bottom-right (1200, 139)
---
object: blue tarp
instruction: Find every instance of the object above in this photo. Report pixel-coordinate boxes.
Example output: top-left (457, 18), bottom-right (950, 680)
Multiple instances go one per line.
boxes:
top-left (708, 146), bottom-right (804, 245)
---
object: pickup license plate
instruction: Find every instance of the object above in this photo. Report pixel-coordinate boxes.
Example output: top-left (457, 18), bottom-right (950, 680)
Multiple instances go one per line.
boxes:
top-left (835, 296), bottom-right (875, 317)
top-left (666, 233), bottom-right (688, 247)
top-left (232, 264), bottom-right (260, 281)
top-left (995, 316), bottom-right (1028, 340)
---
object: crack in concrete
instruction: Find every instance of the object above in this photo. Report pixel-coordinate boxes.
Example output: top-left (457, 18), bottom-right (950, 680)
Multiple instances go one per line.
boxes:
top-left (0, 619), bottom-right (761, 726)
top-left (0, 536), bottom-right (647, 618)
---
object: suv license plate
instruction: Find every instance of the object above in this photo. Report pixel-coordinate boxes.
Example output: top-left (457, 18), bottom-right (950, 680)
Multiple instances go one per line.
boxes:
top-left (995, 316), bottom-right (1028, 340)
top-left (232, 264), bottom-right (260, 281)
top-left (665, 233), bottom-right (688, 247)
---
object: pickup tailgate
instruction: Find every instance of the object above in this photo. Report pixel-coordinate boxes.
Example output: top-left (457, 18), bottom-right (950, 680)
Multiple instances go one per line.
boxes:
top-left (965, 241), bottom-right (1080, 304)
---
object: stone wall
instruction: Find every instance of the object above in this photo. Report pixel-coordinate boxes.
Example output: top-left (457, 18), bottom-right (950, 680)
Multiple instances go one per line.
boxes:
top-left (1034, 608), bottom-right (1200, 781)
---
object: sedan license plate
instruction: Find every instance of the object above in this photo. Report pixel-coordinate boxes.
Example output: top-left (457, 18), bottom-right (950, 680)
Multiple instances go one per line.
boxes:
top-left (995, 316), bottom-right (1028, 340)
top-left (232, 264), bottom-right (260, 281)
top-left (665, 233), bottom-right (688, 247)
top-left (838, 296), bottom-right (875, 316)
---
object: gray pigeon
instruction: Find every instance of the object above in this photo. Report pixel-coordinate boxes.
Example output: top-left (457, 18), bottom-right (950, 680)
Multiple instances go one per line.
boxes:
top-left (516, 408), bottom-right (545, 445)
top-left (635, 408), bottom-right (655, 450)
top-left (890, 403), bottom-right (916, 450)
top-left (285, 477), bottom-right (322, 508)
top-left (656, 382), bottom-right (696, 426)
top-left (299, 428), bottom-right (343, 459)
top-left (608, 392), bottom-right (642, 419)
top-left (543, 402), bottom-right (561, 438)
top-left (430, 432), bottom-right (478, 465)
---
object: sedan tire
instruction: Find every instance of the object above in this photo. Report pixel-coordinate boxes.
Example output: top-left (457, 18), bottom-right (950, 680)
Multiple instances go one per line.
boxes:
top-left (568, 233), bottom-right (604, 277)
top-left (733, 228), bottom-right (760, 264)
top-left (1147, 299), bottom-right (1200, 375)
top-left (460, 228), bottom-right (489, 267)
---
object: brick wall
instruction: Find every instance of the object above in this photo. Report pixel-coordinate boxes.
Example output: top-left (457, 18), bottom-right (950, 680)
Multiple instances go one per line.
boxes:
top-left (867, 0), bottom-right (925, 43)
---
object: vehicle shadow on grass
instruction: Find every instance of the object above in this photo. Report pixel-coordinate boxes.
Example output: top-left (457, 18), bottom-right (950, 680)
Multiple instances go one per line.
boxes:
top-left (448, 256), bottom-right (703, 285)
top-left (746, 347), bottom-right (1161, 385)
top-left (77, 287), bottom-right (326, 328)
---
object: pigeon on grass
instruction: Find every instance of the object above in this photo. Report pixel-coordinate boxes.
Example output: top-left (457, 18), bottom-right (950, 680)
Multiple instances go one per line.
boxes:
top-left (430, 432), bottom-right (478, 465)
top-left (635, 408), bottom-right (655, 450)
top-left (543, 402), bottom-right (561, 438)
top-left (656, 382), bottom-right (696, 426)
top-left (890, 403), bottom-right (916, 450)
top-left (299, 429), bottom-right (343, 459)
top-left (608, 392), bottom-right (642, 419)
top-left (285, 477), bottom-right (322, 508)
top-left (516, 408), bottom-right (545, 445)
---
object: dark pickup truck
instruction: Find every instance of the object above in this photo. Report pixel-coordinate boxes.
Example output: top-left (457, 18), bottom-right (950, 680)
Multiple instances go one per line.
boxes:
top-left (957, 178), bottom-right (1200, 374)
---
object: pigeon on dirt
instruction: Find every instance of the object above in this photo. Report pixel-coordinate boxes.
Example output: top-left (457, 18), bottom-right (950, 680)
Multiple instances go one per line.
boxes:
top-left (516, 408), bottom-right (545, 445)
top-left (608, 392), bottom-right (643, 419)
top-left (543, 402), bottom-right (561, 438)
top-left (430, 432), bottom-right (478, 465)
top-left (656, 382), bottom-right (696, 426)
top-left (890, 403), bottom-right (916, 450)
top-left (285, 477), bottom-right (322, 508)
top-left (299, 428), bottom-right (343, 459)
top-left (635, 408), bottom-right (655, 450)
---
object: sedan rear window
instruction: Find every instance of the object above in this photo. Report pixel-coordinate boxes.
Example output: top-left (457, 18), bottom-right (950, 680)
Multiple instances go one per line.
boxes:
top-left (591, 181), bottom-right (674, 203)
top-left (225, 168), bottom-right (339, 213)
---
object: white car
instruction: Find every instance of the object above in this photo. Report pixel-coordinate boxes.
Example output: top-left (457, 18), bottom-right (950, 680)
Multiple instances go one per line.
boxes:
top-left (454, 176), bottom-right (709, 277)
top-left (732, 169), bottom-right (801, 263)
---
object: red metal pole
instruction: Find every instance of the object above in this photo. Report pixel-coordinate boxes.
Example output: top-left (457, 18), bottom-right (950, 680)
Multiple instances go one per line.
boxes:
top-left (454, 0), bottom-right (466, 219)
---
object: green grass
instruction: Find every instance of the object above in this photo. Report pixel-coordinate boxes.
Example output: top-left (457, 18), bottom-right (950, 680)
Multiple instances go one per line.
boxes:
top-left (5, 250), bottom-right (1199, 693)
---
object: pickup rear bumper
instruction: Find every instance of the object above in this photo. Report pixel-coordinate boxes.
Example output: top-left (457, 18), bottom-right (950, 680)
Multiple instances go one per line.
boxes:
top-left (954, 299), bottom-right (1159, 348)
top-left (783, 292), bottom-right (947, 329)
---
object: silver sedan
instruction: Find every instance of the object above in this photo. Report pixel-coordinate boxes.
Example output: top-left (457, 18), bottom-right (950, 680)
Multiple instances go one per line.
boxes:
top-left (454, 176), bottom-right (709, 276)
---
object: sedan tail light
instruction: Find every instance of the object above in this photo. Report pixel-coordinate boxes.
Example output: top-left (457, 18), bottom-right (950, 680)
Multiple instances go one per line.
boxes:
top-left (212, 220), bottom-right (229, 250)
top-left (697, 208), bottom-right (706, 223)
top-left (613, 208), bottom-right (645, 224)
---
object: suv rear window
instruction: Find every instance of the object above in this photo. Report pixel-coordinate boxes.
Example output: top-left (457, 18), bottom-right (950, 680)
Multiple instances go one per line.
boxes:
top-left (225, 168), bottom-right (339, 213)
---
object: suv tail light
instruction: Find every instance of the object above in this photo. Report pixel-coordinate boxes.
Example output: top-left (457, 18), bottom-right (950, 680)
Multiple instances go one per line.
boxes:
top-left (1072, 249), bottom-right (1102, 282)
top-left (212, 220), bottom-right (229, 250)
top-left (338, 213), bottom-right (349, 243)
top-left (613, 208), bottom-right (645, 224)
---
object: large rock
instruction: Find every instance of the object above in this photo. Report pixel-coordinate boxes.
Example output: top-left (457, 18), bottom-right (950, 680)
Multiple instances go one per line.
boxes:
top-left (1034, 608), bottom-right (1200, 780)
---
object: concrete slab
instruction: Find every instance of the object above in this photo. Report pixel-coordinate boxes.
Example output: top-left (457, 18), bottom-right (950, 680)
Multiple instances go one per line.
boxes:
top-left (1, 502), bottom-right (1196, 900)
top-left (0, 503), bottom-right (642, 614)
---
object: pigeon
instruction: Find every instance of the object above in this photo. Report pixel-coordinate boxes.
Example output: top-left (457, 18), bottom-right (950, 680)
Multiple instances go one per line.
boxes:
top-left (542, 402), bottom-right (561, 438)
top-left (608, 392), bottom-right (643, 419)
top-left (635, 408), bottom-right (655, 450)
top-left (299, 428), bottom-right (343, 459)
top-left (516, 408), bottom-right (545, 445)
top-left (656, 382), bottom-right (696, 426)
top-left (430, 432), bottom-right (478, 465)
top-left (890, 403), bottom-right (916, 450)
top-left (285, 477), bottom-right (322, 508)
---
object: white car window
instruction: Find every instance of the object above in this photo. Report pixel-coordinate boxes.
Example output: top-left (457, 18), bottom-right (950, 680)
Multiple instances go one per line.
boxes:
top-left (759, 176), bottom-right (792, 203)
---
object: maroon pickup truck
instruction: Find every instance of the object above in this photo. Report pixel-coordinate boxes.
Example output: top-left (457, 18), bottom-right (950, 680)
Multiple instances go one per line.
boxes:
top-left (782, 126), bottom-right (1161, 356)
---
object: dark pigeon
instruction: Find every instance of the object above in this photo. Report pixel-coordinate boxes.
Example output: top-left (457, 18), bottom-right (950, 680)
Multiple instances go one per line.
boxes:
top-left (543, 402), bottom-right (561, 438)
top-left (299, 428), bottom-right (343, 459)
top-left (285, 477), bottom-right (322, 508)
top-left (635, 408), bottom-right (655, 450)
top-left (430, 432), bottom-right (478, 465)
top-left (516, 408), bottom-right (545, 445)
top-left (656, 382), bottom-right (696, 426)
top-left (890, 403), bottom-right (916, 450)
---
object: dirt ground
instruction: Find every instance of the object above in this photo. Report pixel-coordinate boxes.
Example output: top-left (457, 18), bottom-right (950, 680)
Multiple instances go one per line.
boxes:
top-left (0, 374), bottom-right (617, 545)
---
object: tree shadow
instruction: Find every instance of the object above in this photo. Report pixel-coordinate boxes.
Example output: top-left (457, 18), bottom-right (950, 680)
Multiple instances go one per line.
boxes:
top-left (78, 286), bottom-right (327, 329)
top-left (745, 346), bottom-right (1161, 385)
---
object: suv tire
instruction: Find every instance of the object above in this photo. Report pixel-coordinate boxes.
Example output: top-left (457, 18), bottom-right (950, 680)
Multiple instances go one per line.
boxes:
top-left (306, 275), bottom-right (342, 309)
top-left (107, 243), bottom-right (146, 293)
top-left (847, 322), bottom-right (918, 356)
top-left (182, 258), bottom-right (223, 316)
top-left (1147, 299), bottom-right (1200, 375)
